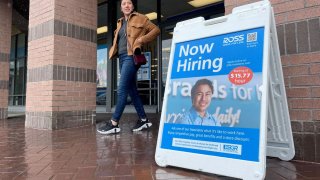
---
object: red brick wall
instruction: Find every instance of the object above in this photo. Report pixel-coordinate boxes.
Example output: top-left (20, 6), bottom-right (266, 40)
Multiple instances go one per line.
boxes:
top-left (0, 0), bottom-right (12, 119)
top-left (26, 0), bottom-right (97, 129)
top-left (225, 0), bottom-right (320, 162)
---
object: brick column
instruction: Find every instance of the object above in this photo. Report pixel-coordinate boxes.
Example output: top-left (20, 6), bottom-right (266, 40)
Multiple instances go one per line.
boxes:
top-left (225, 0), bottom-right (320, 162)
top-left (0, 0), bottom-right (12, 120)
top-left (26, 0), bottom-right (97, 129)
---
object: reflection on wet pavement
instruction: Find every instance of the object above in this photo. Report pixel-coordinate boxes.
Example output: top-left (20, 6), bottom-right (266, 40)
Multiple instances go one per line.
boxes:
top-left (0, 115), bottom-right (320, 179)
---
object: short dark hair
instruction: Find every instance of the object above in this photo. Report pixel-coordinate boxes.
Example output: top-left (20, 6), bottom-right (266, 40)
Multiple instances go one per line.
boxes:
top-left (191, 79), bottom-right (214, 100)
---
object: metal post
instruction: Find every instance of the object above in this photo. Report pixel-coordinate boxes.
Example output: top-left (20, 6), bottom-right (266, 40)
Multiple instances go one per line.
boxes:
top-left (156, 0), bottom-right (162, 112)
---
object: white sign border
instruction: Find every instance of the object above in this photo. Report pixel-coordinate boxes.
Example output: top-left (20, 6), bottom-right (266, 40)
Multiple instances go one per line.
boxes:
top-left (155, 1), bottom-right (274, 179)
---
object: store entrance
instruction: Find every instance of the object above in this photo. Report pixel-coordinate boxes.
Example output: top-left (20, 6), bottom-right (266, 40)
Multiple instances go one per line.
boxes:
top-left (98, 0), bottom-right (225, 113)
top-left (115, 40), bottom-right (159, 109)
top-left (108, 0), bottom-right (160, 112)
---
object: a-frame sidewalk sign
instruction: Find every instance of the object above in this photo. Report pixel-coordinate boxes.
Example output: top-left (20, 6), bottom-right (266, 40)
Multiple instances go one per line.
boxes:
top-left (155, 1), bottom-right (295, 179)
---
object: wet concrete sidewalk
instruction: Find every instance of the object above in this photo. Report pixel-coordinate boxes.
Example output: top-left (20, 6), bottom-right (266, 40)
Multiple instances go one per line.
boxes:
top-left (0, 114), bottom-right (320, 179)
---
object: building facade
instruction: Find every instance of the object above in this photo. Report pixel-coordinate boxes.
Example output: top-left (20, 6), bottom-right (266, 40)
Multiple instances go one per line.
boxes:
top-left (0, 0), bottom-right (319, 162)
top-left (225, 0), bottom-right (320, 163)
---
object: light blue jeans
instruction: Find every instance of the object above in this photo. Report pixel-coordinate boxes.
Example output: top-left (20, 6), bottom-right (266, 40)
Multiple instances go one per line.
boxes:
top-left (112, 54), bottom-right (146, 122)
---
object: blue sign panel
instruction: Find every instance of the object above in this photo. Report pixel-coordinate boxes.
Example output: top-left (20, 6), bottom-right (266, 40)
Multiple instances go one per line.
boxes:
top-left (161, 27), bottom-right (265, 162)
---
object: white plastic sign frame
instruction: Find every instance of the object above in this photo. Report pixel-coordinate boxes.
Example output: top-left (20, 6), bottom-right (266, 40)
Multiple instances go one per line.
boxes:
top-left (265, 6), bottom-right (295, 161)
top-left (155, 1), bottom-right (294, 180)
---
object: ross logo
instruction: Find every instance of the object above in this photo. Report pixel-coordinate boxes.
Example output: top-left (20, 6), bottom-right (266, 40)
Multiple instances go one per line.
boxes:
top-left (223, 35), bottom-right (244, 44)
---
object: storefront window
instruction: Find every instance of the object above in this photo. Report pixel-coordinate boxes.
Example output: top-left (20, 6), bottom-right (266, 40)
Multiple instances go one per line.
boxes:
top-left (96, 2), bottom-right (108, 105)
top-left (9, 33), bottom-right (27, 106)
top-left (17, 34), bottom-right (26, 58)
top-left (161, 39), bottom-right (171, 84)
top-left (96, 42), bottom-right (108, 105)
